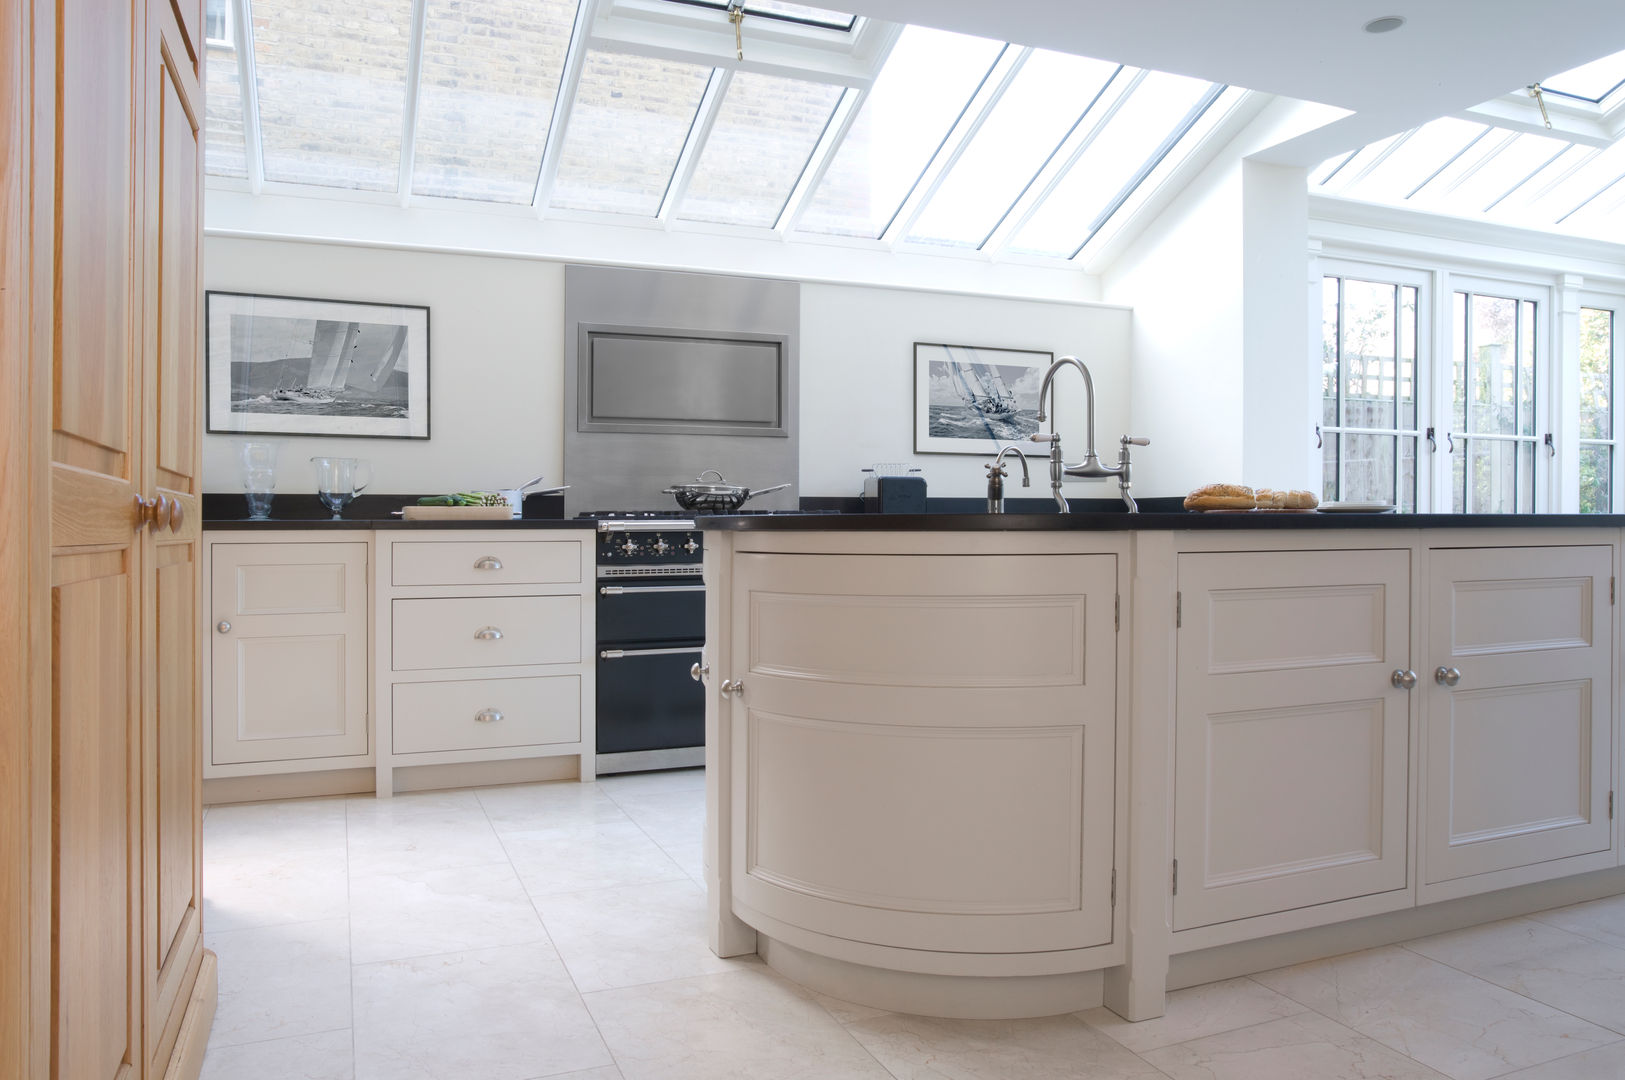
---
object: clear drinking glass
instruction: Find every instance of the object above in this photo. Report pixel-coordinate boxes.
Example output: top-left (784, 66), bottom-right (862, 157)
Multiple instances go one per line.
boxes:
top-left (310, 456), bottom-right (371, 519)
top-left (237, 440), bottom-right (280, 520)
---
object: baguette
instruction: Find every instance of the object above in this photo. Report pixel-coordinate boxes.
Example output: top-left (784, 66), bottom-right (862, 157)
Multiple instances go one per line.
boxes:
top-left (1184, 483), bottom-right (1255, 511)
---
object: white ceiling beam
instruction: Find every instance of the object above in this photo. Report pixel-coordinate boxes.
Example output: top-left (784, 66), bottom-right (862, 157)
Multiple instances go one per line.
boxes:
top-left (658, 67), bottom-right (732, 224)
top-left (230, 0), bottom-right (263, 194)
top-left (396, 0), bottom-right (430, 207)
top-left (532, 0), bottom-right (602, 216)
top-left (1462, 95), bottom-right (1615, 147)
top-left (883, 44), bottom-right (1029, 249)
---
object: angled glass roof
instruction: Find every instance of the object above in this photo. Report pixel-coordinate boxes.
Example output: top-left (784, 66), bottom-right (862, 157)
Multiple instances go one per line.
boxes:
top-left (204, 0), bottom-right (1238, 266)
top-left (1313, 49), bottom-right (1625, 243)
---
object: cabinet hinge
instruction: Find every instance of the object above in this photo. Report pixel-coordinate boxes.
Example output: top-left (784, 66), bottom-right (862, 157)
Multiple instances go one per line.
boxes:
top-left (1611, 577), bottom-right (1615, 605)
top-left (1114, 593), bottom-right (1121, 632)
top-left (1610, 790), bottom-right (1615, 820)
top-left (1172, 858), bottom-right (1179, 896)
top-left (1110, 868), bottom-right (1117, 907)
top-left (1175, 591), bottom-right (1182, 629)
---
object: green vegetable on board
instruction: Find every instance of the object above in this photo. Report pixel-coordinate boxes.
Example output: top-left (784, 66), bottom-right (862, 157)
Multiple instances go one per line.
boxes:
top-left (417, 491), bottom-right (509, 507)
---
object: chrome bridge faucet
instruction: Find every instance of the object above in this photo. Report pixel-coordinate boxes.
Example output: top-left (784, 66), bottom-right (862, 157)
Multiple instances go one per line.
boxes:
top-left (1030, 356), bottom-right (1150, 513)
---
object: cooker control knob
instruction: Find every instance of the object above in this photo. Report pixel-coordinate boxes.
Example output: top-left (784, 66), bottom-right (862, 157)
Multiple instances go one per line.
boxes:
top-left (683, 538), bottom-right (699, 555)
top-left (652, 538), bottom-right (670, 556)
top-left (618, 537), bottom-right (640, 556)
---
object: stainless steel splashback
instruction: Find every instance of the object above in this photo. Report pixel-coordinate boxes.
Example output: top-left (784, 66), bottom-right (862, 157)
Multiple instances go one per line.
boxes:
top-left (564, 265), bottom-right (799, 513)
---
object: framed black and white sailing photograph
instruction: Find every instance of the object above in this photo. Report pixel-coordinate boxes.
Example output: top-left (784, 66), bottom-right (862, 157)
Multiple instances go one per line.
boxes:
top-left (206, 291), bottom-right (431, 439)
top-left (913, 342), bottom-right (1052, 454)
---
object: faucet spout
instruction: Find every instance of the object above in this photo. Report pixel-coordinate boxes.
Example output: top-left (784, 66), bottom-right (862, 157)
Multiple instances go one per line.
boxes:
top-left (1033, 355), bottom-right (1150, 513)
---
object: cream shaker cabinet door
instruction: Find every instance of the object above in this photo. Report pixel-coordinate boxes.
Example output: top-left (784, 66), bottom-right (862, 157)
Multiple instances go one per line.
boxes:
top-left (209, 541), bottom-right (370, 764)
top-left (1422, 545), bottom-right (1613, 887)
top-left (1173, 548), bottom-right (1413, 931)
top-left (727, 552), bottom-right (1118, 956)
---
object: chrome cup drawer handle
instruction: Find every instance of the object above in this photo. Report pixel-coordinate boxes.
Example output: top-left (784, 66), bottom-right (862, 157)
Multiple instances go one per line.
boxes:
top-left (474, 626), bottom-right (504, 641)
top-left (473, 556), bottom-right (503, 570)
top-left (474, 708), bottom-right (503, 724)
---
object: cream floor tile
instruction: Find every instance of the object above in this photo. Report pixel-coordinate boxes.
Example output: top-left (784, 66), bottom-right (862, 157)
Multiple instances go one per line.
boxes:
top-left (344, 789), bottom-right (483, 819)
top-left (504, 819), bottom-right (690, 898)
top-left (607, 790), bottom-right (707, 851)
top-left (345, 806), bottom-right (508, 877)
top-left (352, 942), bottom-right (611, 1080)
top-left (1141, 1011), bottom-right (1453, 1080)
top-left (809, 990), bottom-right (892, 1026)
top-left (1498, 1042), bottom-right (1625, 1078)
top-left (347, 861), bottom-right (549, 965)
top-left (1255, 945), bottom-right (1618, 1080)
top-left (847, 1011), bottom-right (1164, 1080)
top-left (534, 877), bottom-right (739, 993)
top-left (204, 848), bottom-right (350, 933)
top-left (475, 780), bottom-right (630, 833)
top-left (660, 841), bottom-right (706, 885)
top-left (1527, 893), bottom-right (1625, 953)
top-left (198, 1028), bottom-right (353, 1080)
top-left (1080, 976), bottom-right (1309, 1053)
top-left (585, 966), bottom-right (892, 1080)
top-left (1406, 917), bottom-right (1625, 1034)
top-left (206, 917), bottom-right (352, 1049)
top-left (204, 796), bottom-right (349, 859)
top-left (549, 1070), bottom-right (625, 1080)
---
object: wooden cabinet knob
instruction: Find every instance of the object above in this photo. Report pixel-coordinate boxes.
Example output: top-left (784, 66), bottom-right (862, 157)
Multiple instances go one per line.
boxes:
top-left (168, 497), bottom-right (184, 532)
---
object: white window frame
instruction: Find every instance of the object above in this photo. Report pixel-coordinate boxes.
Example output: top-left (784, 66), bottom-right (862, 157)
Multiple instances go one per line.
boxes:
top-left (1576, 289), bottom-right (1625, 513)
top-left (1318, 257), bottom-right (1435, 512)
top-left (205, 0), bottom-right (233, 48)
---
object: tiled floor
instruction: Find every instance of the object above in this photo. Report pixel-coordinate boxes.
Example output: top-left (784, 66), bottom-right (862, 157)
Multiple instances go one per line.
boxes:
top-left (200, 768), bottom-right (1625, 1080)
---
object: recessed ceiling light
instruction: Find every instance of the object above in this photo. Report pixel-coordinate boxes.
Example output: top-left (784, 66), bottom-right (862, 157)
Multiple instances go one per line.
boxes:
top-left (1364, 15), bottom-right (1406, 33)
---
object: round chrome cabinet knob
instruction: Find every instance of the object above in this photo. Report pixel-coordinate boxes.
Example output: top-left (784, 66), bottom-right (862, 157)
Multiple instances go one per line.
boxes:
top-left (216, 620), bottom-right (232, 634)
top-left (1435, 666), bottom-right (1462, 686)
top-left (1390, 668), bottom-right (1417, 689)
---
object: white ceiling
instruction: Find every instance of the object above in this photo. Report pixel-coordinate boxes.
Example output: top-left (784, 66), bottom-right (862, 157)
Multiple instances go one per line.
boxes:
top-left (834, 0), bottom-right (1625, 165)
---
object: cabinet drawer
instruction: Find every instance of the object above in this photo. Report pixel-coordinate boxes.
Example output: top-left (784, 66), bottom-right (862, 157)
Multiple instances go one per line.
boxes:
top-left (393, 676), bottom-right (581, 754)
top-left (392, 595), bottom-right (581, 670)
top-left (392, 540), bottom-right (582, 587)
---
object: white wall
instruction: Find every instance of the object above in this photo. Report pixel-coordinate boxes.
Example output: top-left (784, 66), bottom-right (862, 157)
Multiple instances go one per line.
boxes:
top-left (203, 238), bottom-right (1131, 502)
top-left (203, 237), bottom-right (564, 496)
top-left (800, 284), bottom-right (1132, 499)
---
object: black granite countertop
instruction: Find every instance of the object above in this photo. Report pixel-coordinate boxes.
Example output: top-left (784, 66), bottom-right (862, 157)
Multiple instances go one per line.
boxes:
top-left (202, 492), bottom-right (592, 530)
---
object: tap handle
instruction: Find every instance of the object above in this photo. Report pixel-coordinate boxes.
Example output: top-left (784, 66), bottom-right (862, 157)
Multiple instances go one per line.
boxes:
top-left (1122, 435), bottom-right (1150, 447)
top-left (984, 462), bottom-right (1007, 476)
top-left (1029, 432), bottom-right (1059, 444)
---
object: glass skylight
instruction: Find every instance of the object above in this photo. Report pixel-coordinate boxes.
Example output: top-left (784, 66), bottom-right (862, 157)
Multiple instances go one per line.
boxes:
top-left (251, 0), bottom-right (414, 191)
top-left (905, 49), bottom-right (1122, 249)
top-left (795, 26), bottom-right (1004, 239)
top-left (1005, 71), bottom-right (1221, 258)
top-left (204, 38), bottom-right (248, 179)
top-left (410, 0), bottom-right (580, 203)
top-left (1539, 47), bottom-right (1625, 103)
top-left (675, 71), bottom-right (843, 228)
top-left (663, 0), bottom-right (856, 31)
top-left (549, 51), bottom-right (712, 216)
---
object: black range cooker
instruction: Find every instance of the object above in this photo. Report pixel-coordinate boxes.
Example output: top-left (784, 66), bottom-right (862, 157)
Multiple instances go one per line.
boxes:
top-left (583, 511), bottom-right (706, 775)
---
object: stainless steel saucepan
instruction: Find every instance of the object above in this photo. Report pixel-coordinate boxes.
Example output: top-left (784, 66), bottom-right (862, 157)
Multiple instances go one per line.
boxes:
top-left (662, 470), bottom-right (791, 513)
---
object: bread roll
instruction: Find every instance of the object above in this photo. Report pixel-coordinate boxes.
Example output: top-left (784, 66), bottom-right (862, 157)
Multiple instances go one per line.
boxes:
top-left (1184, 483), bottom-right (1257, 511)
top-left (1282, 489), bottom-right (1319, 509)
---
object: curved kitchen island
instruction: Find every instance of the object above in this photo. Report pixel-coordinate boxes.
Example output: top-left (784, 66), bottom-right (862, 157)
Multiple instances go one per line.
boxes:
top-left (698, 512), bottom-right (1625, 1021)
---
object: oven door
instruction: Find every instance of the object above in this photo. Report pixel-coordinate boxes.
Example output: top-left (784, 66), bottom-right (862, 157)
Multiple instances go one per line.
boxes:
top-left (596, 578), bottom-right (704, 644)
top-left (596, 645), bottom-right (706, 758)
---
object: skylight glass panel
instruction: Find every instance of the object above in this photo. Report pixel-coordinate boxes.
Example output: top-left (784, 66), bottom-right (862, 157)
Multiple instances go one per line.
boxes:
top-left (1006, 70), bottom-right (1218, 258)
top-left (1314, 135), bottom-right (1401, 193)
top-left (1537, 138), bottom-right (1625, 221)
top-left (204, 39), bottom-right (248, 178)
top-left (1423, 131), bottom-right (1569, 213)
top-left (796, 26), bottom-right (1003, 239)
top-left (410, 0), bottom-right (580, 203)
top-left (676, 71), bottom-right (843, 228)
top-left (905, 50), bottom-right (1120, 249)
top-left (1342, 118), bottom-right (1488, 204)
top-left (1539, 47), bottom-right (1625, 103)
top-left (549, 50), bottom-right (712, 216)
top-left (252, 0), bottom-right (413, 190)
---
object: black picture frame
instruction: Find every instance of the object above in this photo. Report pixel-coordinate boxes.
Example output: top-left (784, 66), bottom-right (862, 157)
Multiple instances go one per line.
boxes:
top-left (913, 342), bottom-right (1054, 454)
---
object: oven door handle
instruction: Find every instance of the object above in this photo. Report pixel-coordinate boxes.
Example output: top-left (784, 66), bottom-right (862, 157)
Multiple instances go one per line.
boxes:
top-left (598, 585), bottom-right (705, 595)
top-left (599, 646), bottom-right (706, 660)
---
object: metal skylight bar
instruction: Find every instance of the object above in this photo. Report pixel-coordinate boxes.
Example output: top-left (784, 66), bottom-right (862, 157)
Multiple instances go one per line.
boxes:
top-left (658, 67), bottom-right (732, 222)
top-left (1316, 148), bottom-right (1361, 188)
top-left (1556, 169), bottom-right (1625, 224)
top-left (1483, 142), bottom-right (1574, 211)
top-left (983, 66), bottom-right (1137, 257)
top-left (532, 0), bottom-right (599, 215)
top-left (882, 45), bottom-right (1029, 249)
top-left (1405, 127), bottom-right (1491, 200)
top-left (396, 0), bottom-right (429, 206)
top-left (231, 0), bottom-right (264, 194)
top-left (1440, 130), bottom-right (1520, 196)
top-left (1069, 83), bottom-right (1225, 259)
top-left (776, 86), bottom-right (865, 235)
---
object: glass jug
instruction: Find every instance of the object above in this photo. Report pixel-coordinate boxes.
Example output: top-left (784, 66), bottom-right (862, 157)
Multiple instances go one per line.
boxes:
top-left (237, 440), bottom-right (280, 520)
top-left (310, 456), bottom-right (371, 519)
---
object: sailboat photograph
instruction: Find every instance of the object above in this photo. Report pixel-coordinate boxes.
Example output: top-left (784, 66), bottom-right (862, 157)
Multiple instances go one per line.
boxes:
top-left (913, 342), bottom-right (1051, 453)
top-left (206, 292), bottom-right (431, 439)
